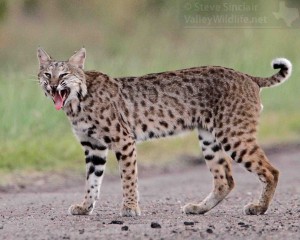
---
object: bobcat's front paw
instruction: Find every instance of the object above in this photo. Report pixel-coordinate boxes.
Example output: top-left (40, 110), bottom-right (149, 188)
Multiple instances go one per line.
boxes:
top-left (182, 203), bottom-right (208, 214)
top-left (121, 205), bottom-right (141, 217)
top-left (68, 203), bottom-right (94, 215)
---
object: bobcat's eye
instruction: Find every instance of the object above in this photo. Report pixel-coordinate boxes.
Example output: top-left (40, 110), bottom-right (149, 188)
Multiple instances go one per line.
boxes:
top-left (44, 73), bottom-right (51, 78)
top-left (59, 73), bottom-right (69, 79)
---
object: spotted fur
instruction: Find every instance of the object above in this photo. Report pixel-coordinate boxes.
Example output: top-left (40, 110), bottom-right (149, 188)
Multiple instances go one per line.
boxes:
top-left (37, 48), bottom-right (292, 216)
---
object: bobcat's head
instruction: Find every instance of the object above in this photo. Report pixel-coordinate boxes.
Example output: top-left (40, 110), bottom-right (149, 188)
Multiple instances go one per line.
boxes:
top-left (37, 48), bottom-right (87, 110)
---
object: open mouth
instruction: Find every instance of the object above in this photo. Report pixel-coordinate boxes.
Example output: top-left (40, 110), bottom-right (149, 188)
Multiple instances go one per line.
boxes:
top-left (52, 89), bottom-right (70, 110)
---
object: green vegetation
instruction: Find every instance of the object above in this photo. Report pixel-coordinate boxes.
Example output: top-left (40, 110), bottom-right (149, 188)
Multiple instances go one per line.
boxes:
top-left (1, 1), bottom-right (300, 175)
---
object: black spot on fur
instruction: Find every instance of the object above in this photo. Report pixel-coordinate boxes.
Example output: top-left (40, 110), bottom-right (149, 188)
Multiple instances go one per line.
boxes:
top-left (233, 141), bottom-right (241, 149)
top-left (116, 152), bottom-right (122, 161)
top-left (237, 158), bottom-right (243, 163)
top-left (128, 149), bottom-right (135, 157)
top-left (104, 136), bottom-right (111, 144)
top-left (125, 162), bottom-right (131, 167)
top-left (87, 166), bottom-right (95, 179)
top-left (98, 145), bottom-right (107, 151)
top-left (168, 110), bottom-right (174, 118)
top-left (240, 149), bottom-right (247, 158)
top-left (126, 176), bottom-right (131, 180)
top-left (106, 118), bottom-right (111, 126)
top-left (87, 125), bottom-right (96, 136)
top-left (122, 143), bottom-right (131, 151)
top-left (222, 137), bottom-right (228, 144)
top-left (142, 124), bottom-right (148, 132)
top-left (212, 144), bottom-right (220, 152)
top-left (103, 127), bottom-right (110, 132)
top-left (216, 131), bottom-right (223, 138)
top-left (224, 144), bottom-right (231, 151)
top-left (95, 170), bottom-right (104, 177)
top-left (209, 69), bottom-right (216, 74)
top-left (116, 123), bottom-right (121, 132)
top-left (149, 132), bottom-right (155, 138)
top-left (218, 158), bottom-right (225, 164)
top-left (159, 121), bottom-right (168, 128)
top-left (205, 155), bottom-right (214, 160)
top-left (249, 145), bottom-right (259, 155)
top-left (245, 162), bottom-right (252, 169)
top-left (237, 149), bottom-right (247, 163)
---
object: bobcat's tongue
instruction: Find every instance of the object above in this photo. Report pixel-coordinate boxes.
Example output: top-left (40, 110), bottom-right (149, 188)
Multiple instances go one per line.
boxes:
top-left (54, 92), bottom-right (63, 110)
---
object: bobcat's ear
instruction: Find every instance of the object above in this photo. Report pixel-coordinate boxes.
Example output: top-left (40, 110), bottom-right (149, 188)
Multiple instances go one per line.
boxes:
top-left (69, 48), bottom-right (86, 69)
top-left (37, 48), bottom-right (51, 67)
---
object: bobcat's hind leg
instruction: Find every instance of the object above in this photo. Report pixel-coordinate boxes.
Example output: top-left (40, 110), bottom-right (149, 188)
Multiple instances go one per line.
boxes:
top-left (183, 129), bottom-right (234, 214)
top-left (220, 136), bottom-right (279, 215)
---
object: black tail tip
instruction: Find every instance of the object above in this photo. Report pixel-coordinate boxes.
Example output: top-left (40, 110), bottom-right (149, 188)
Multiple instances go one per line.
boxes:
top-left (271, 58), bottom-right (292, 80)
top-left (273, 63), bottom-right (288, 70)
top-left (272, 58), bottom-right (292, 71)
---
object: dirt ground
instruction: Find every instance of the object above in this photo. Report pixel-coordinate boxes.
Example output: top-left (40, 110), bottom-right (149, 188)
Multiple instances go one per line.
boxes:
top-left (0, 144), bottom-right (300, 240)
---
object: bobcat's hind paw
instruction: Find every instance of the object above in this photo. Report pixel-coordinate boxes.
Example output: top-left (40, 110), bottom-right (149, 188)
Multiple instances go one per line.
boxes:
top-left (68, 203), bottom-right (94, 215)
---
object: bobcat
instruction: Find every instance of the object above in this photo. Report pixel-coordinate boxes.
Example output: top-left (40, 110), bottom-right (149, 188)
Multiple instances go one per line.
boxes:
top-left (37, 48), bottom-right (292, 216)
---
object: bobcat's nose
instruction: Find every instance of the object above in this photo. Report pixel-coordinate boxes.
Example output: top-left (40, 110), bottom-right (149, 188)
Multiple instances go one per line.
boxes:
top-left (50, 85), bottom-right (57, 92)
top-left (49, 85), bottom-right (58, 96)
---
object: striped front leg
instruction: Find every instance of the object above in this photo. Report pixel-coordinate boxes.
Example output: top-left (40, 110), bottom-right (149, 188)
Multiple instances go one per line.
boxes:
top-left (69, 141), bottom-right (108, 215)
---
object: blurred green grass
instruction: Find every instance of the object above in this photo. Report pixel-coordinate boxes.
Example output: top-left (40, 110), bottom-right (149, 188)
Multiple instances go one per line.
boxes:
top-left (0, 1), bottom-right (300, 175)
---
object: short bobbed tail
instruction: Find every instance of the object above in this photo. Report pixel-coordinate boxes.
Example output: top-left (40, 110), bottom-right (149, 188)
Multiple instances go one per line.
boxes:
top-left (252, 58), bottom-right (292, 88)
